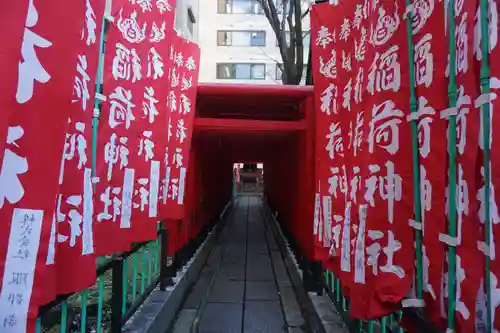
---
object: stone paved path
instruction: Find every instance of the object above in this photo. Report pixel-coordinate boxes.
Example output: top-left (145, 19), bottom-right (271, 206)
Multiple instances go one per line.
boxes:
top-left (170, 195), bottom-right (309, 333)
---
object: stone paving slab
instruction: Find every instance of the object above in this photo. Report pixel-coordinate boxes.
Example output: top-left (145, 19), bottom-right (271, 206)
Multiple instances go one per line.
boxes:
top-left (217, 263), bottom-right (245, 281)
top-left (243, 301), bottom-right (285, 333)
top-left (199, 302), bottom-right (243, 333)
top-left (208, 279), bottom-right (245, 303)
top-left (246, 281), bottom-right (279, 301)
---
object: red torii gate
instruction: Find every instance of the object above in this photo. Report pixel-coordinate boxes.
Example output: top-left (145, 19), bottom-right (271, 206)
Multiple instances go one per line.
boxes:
top-left (181, 83), bottom-right (316, 260)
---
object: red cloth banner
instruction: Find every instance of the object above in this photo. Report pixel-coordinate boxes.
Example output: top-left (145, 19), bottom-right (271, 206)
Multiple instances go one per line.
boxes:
top-left (438, 1), bottom-right (482, 332)
top-left (349, 1), bottom-right (415, 320)
top-left (94, 0), bottom-right (176, 255)
top-left (406, 0), bottom-right (449, 327)
top-left (476, 0), bottom-right (500, 331)
top-left (0, 0), bottom-right (83, 331)
top-left (160, 34), bottom-right (200, 222)
top-left (0, 2), bottom-right (29, 166)
top-left (310, 2), bottom-right (344, 273)
top-left (312, 0), bottom-right (416, 320)
top-left (49, 0), bottom-right (106, 295)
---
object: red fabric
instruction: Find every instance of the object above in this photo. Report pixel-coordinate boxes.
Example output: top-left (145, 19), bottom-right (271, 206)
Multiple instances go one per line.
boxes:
top-left (310, 2), bottom-right (345, 274)
top-left (480, 1), bottom-right (500, 331)
top-left (439, 1), bottom-right (483, 332)
top-left (94, 0), bottom-right (176, 254)
top-left (0, 2), bottom-right (28, 164)
top-left (159, 34), bottom-right (200, 220)
top-left (410, 0), bottom-right (449, 328)
top-left (52, 0), bottom-right (106, 296)
top-left (0, 0), bottom-right (82, 330)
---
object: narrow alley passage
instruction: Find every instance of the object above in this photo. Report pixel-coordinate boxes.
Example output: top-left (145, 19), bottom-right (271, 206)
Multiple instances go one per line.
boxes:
top-left (170, 195), bottom-right (310, 333)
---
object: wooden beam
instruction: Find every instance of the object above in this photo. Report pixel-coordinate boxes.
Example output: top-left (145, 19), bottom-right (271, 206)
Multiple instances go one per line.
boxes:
top-left (193, 117), bottom-right (307, 132)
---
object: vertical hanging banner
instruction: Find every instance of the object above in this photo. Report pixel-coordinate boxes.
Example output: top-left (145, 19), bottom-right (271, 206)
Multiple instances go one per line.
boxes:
top-left (335, 1), bottom-right (372, 302)
top-left (160, 34), bottom-right (200, 221)
top-left (128, 0), bottom-right (176, 243)
top-left (0, 0), bottom-right (83, 331)
top-left (50, 0), bottom-right (106, 295)
top-left (310, 1), bottom-right (344, 273)
top-left (408, 0), bottom-right (449, 326)
top-left (94, 0), bottom-right (176, 254)
top-left (475, 0), bottom-right (500, 331)
top-left (0, 2), bottom-right (29, 166)
top-left (350, 1), bottom-right (414, 320)
top-left (440, 1), bottom-right (482, 332)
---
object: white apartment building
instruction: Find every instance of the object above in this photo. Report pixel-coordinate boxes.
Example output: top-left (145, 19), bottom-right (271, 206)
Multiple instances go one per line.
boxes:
top-left (197, 0), bottom-right (310, 84)
top-left (104, 0), bottom-right (200, 41)
top-left (174, 0), bottom-right (200, 42)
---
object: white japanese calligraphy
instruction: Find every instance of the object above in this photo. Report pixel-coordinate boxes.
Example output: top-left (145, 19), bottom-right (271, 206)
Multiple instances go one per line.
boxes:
top-left (368, 100), bottom-right (404, 154)
top-left (320, 83), bottom-right (338, 115)
top-left (116, 9), bottom-right (146, 43)
top-left (355, 27), bottom-right (367, 62)
top-left (109, 87), bottom-right (136, 129)
top-left (16, 0), bottom-right (52, 104)
top-left (82, 0), bottom-right (97, 46)
top-left (316, 26), bottom-right (334, 48)
top-left (176, 119), bottom-right (187, 143)
top-left (143, 86), bottom-right (159, 124)
top-left (341, 50), bottom-right (351, 72)
top-left (339, 18), bottom-right (351, 41)
top-left (411, 0), bottom-right (434, 35)
top-left (474, 0), bottom-right (498, 61)
top-left (147, 47), bottom-right (164, 79)
top-left (414, 34), bottom-right (433, 88)
top-left (156, 0), bottom-right (172, 14)
top-left (73, 55), bottom-right (91, 111)
top-left (0, 127), bottom-right (28, 209)
top-left (367, 45), bottom-right (401, 94)
top-left (138, 131), bottom-right (154, 162)
top-left (325, 122), bottom-right (344, 160)
top-left (370, 5), bottom-right (400, 46)
top-left (150, 21), bottom-right (166, 42)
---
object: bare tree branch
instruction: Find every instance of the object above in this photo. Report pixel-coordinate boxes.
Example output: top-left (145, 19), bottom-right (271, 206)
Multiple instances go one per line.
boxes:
top-left (257, 0), bottom-right (309, 85)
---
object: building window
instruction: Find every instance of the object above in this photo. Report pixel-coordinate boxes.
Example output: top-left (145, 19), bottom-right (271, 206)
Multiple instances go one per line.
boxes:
top-left (275, 63), bottom-right (308, 81)
top-left (217, 31), bottom-right (266, 46)
top-left (218, 0), bottom-right (263, 14)
top-left (217, 63), bottom-right (267, 80)
top-left (187, 7), bottom-right (196, 36)
top-left (276, 30), bottom-right (311, 47)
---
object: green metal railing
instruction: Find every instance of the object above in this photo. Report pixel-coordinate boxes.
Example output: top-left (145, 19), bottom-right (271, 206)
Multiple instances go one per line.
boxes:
top-left (35, 226), bottom-right (169, 333)
top-left (323, 270), bottom-right (405, 333)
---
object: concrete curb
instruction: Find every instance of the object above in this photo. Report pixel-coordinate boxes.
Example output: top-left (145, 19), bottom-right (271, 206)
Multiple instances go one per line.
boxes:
top-left (263, 203), bottom-right (349, 333)
top-left (122, 201), bottom-right (232, 333)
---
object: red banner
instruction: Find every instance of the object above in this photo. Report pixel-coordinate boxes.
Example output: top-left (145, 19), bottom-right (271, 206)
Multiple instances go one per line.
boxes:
top-left (49, 0), bottom-right (106, 295)
top-left (0, 0), bottom-right (83, 331)
top-left (439, 1), bottom-right (482, 332)
top-left (0, 3), bottom-right (29, 166)
top-left (313, 0), bottom-right (416, 320)
top-left (476, 0), bottom-right (500, 331)
top-left (160, 34), bottom-right (200, 223)
top-left (94, 0), bottom-right (176, 254)
top-left (407, 0), bottom-right (449, 327)
top-left (311, 2), bottom-right (344, 271)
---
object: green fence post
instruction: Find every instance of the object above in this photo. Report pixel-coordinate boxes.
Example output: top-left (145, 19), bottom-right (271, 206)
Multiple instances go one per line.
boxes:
top-left (446, 1), bottom-right (459, 331)
top-left (404, 0), bottom-right (424, 310)
top-left (479, 0), bottom-right (493, 331)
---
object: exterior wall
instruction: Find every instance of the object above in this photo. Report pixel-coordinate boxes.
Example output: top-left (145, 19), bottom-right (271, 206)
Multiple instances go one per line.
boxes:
top-left (174, 0), bottom-right (200, 42)
top-left (198, 0), bottom-right (310, 84)
top-left (104, 0), bottom-right (199, 42)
